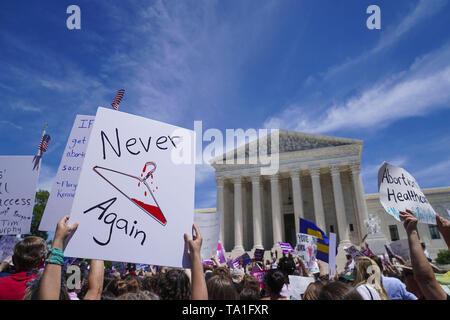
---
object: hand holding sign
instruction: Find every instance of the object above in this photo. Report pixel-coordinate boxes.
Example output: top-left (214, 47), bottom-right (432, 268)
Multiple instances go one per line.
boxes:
top-left (184, 224), bottom-right (203, 259)
top-left (53, 216), bottom-right (78, 249)
top-left (399, 209), bottom-right (418, 235)
top-left (435, 213), bottom-right (450, 248)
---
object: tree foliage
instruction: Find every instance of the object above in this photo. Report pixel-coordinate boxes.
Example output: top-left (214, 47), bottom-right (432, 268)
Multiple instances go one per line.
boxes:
top-left (25, 189), bottom-right (50, 240)
top-left (435, 249), bottom-right (450, 265)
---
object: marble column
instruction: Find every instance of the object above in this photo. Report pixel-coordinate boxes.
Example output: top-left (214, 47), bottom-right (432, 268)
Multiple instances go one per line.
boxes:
top-left (216, 177), bottom-right (225, 247)
top-left (232, 176), bottom-right (244, 253)
top-left (350, 164), bottom-right (369, 239)
top-left (290, 170), bottom-right (304, 233)
top-left (251, 175), bottom-right (264, 250)
top-left (330, 166), bottom-right (350, 245)
top-left (310, 168), bottom-right (326, 231)
top-left (270, 174), bottom-right (283, 247)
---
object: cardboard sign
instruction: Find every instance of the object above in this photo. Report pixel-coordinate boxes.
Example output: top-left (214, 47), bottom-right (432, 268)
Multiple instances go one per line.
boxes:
top-left (64, 107), bottom-right (196, 268)
top-left (344, 245), bottom-right (363, 259)
top-left (39, 115), bottom-right (95, 232)
top-left (0, 235), bottom-right (20, 261)
top-left (254, 248), bottom-right (265, 261)
top-left (0, 156), bottom-right (39, 235)
top-left (231, 253), bottom-right (251, 269)
top-left (295, 233), bottom-right (319, 274)
top-left (378, 162), bottom-right (436, 224)
top-left (389, 239), bottom-right (410, 262)
top-left (288, 275), bottom-right (315, 299)
top-left (193, 210), bottom-right (221, 261)
top-left (328, 233), bottom-right (337, 280)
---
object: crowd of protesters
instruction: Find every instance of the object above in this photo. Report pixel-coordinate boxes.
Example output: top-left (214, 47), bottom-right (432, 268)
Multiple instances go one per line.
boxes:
top-left (0, 209), bottom-right (449, 300)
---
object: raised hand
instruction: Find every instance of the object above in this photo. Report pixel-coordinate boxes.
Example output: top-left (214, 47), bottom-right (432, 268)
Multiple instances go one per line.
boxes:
top-left (399, 209), bottom-right (418, 235)
top-left (53, 215), bottom-right (79, 249)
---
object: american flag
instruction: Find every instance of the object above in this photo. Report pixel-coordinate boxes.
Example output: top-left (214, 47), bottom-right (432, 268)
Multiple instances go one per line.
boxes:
top-left (278, 242), bottom-right (295, 255)
top-left (38, 134), bottom-right (51, 153)
top-left (111, 89), bottom-right (125, 110)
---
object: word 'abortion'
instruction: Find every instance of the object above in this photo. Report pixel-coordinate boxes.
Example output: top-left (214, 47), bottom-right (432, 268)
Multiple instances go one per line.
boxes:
top-left (380, 168), bottom-right (428, 204)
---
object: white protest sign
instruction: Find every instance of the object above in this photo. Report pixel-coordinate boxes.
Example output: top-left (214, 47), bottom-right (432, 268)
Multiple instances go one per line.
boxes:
top-left (0, 235), bottom-right (20, 261)
top-left (193, 210), bottom-right (221, 261)
top-left (288, 275), bottom-right (315, 299)
top-left (295, 233), bottom-right (319, 274)
top-left (39, 115), bottom-right (95, 232)
top-left (328, 233), bottom-right (337, 280)
top-left (64, 107), bottom-right (196, 268)
top-left (0, 156), bottom-right (39, 235)
top-left (389, 239), bottom-right (410, 262)
top-left (378, 162), bottom-right (436, 224)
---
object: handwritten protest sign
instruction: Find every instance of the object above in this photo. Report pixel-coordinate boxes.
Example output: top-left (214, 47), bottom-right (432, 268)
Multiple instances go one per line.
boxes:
top-left (193, 210), bottom-right (221, 261)
top-left (64, 107), bottom-right (196, 268)
top-left (288, 275), bottom-right (315, 299)
top-left (295, 233), bottom-right (319, 274)
top-left (0, 235), bottom-right (20, 261)
top-left (378, 162), bottom-right (436, 224)
top-left (0, 156), bottom-right (39, 235)
top-left (39, 115), bottom-right (95, 232)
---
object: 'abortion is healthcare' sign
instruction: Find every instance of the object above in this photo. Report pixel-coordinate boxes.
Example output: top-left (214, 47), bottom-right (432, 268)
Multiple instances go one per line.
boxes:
top-left (378, 162), bottom-right (436, 225)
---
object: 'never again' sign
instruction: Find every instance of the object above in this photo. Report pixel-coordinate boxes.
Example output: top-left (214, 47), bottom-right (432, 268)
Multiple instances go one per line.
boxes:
top-left (378, 162), bottom-right (436, 224)
top-left (64, 107), bottom-right (196, 268)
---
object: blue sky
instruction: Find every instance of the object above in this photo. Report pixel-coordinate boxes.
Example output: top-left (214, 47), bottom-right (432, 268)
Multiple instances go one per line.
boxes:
top-left (1, 0), bottom-right (450, 210)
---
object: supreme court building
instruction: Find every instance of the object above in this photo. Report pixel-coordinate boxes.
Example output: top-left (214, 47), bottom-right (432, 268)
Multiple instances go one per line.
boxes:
top-left (205, 130), bottom-right (450, 262)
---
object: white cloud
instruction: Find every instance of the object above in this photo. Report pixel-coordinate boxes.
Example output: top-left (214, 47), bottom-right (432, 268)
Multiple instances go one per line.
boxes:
top-left (0, 120), bottom-right (22, 130)
top-left (413, 159), bottom-right (450, 187)
top-left (265, 44), bottom-right (450, 133)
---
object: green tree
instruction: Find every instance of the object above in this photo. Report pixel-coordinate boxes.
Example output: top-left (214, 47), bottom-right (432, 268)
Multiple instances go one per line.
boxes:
top-left (435, 249), bottom-right (450, 265)
top-left (25, 189), bottom-right (50, 240)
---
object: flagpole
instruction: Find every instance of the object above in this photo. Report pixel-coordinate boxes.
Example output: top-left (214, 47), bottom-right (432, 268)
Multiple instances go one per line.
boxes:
top-left (37, 123), bottom-right (48, 170)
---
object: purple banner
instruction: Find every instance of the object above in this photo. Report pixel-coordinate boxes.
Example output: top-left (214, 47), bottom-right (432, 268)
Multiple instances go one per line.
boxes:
top-left (278, 242), bottom-right (295, 255)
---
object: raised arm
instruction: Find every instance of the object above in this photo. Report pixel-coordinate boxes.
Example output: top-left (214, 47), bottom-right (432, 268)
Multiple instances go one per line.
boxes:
top-left (39, 216), bottom-right (78, 300)
top-left (83, 260), bottom-right (104, 300)
top-left (184, 224), bottom-right (208, 300)
top-left (435, 213), bottom-right (450, 249)
top-left (400, 210), bottom-right (447, 300)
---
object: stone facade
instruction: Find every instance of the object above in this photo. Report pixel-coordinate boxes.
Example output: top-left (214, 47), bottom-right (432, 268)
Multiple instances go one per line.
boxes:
top-left (198, 130), bottom-right (450, 268)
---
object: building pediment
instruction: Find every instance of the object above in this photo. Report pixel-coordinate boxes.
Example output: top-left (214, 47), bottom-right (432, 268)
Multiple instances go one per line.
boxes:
top-left (210, 129), bottom-right (363, 165)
